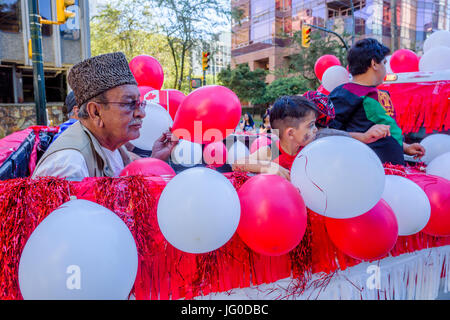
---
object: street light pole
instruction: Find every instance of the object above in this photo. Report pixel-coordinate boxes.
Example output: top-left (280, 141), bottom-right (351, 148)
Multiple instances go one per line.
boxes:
top-left (28, 0), bottom-right (48, 125)
top-left (305, 23), bottom-right (349, 51)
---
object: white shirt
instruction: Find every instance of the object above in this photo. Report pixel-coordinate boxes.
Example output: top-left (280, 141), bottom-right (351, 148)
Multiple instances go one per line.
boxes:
top-left (33, 147), bottom-right (125, 181)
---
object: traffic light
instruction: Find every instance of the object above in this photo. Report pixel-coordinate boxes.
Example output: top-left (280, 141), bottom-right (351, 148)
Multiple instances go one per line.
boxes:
top-left (202, 52), bottom-right (210, 71)
top-left (56, 0), bottom-right (76, 24)
top-left (301, 25), bottom-right (311, 48)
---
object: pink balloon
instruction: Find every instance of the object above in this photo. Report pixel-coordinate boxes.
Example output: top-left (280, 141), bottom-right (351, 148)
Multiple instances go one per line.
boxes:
top-left (203, 141), bottom-right (227, 167)
top-left (314, 55), bottom-right (341, 81)
top-left (250, 136), bottom-right (272, 154)
top-left (129, 55), bottom-right (164, 90)
top-left (120, 158), bottom-right (175, 177)
top-left (390, 49), bottom-right (419, 73)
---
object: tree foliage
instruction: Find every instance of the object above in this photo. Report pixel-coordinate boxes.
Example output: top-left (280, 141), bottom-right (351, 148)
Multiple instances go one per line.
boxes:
top-left (147, 0), bottom-right (230, 90)
top-left (217, 64), bottom-right (267, 105)
top-left (262, 77), bottom-right (310, 104)
top-left (278, 29), bottom-right (350, 89)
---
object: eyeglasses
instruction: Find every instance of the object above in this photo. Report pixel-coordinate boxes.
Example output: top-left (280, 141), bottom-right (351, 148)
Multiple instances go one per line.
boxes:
top-left (97, 100), bottom-right (147, 113)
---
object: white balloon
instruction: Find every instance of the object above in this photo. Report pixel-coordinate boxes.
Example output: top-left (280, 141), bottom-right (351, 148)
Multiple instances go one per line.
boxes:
top-left (290, 136), bottom-right (385, 219)
top-left (131, 102), bottom-right (173, 151)
top-left (170, 139), bottom-right (203, 167)
top-left (157, 167), bottom-right (241, 253)
top-left (382, 175), bottom-right (431, 235)
top-left (426, 151), bottom-right (450, 181)
top-left (321, 65), bottom-right (350, 92)
top-left (423, 30), bottom-right (450, 52)
top-left (227, 140), bottom-right (250, 164)
top-left (419, 46), bottom-right (450, 72)
top-left (18, 199), bottom-right (138, 300)
top-left (420, 133), bottom-right (450, 164)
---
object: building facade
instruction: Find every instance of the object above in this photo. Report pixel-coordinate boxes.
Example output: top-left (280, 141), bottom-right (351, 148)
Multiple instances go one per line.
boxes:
top-left (231, 0), bottom-right (450, 83)
top-left (0, 0), bottom-right (91, 104)
top-left (192, 31), bottom-right (232, 80)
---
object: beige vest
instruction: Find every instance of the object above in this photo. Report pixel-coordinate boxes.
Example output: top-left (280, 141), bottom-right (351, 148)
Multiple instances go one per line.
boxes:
top-left (32, 121), bottom-right (132, 178)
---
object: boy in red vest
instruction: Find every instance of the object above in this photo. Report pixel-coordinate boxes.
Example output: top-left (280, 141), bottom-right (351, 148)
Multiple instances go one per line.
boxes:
top-left (232, 95), bottom-right (319, 180)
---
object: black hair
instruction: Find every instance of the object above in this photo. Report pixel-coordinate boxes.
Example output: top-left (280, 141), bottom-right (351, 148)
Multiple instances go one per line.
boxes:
top-left (347, 38), bottom-right (390, 76)
top-left (244, 112), bottom-right (255, 127)
top-left (269, 95), bottom-right (319, 132)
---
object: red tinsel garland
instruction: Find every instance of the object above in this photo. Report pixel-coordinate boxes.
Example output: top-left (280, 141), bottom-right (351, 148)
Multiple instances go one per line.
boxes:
top-left (0, 170), bottom-right (449, 300)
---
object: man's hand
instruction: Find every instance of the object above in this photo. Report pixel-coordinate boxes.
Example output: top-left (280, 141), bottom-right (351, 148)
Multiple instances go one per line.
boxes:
top-left (150, 130), bottom-right (179, 162)
top-left (263, 162), bottom-right (291, 181)
top-left (404, 142), bottom-right (426, 159)
top-left (362, 124), bottom-right (391, 144)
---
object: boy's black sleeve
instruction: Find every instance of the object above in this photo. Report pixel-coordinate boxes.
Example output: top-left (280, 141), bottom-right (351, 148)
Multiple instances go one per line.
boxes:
top-left (327, 87), bottom-right (362, 131)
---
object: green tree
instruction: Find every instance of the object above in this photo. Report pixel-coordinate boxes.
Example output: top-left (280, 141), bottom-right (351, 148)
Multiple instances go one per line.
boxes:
top-left (279, 29), bottom-right (350, 89)
top-left (262, 77), bottom-right (310, 104)
top-left (147, 0), bottom-right (231, 91)
top-left (217, 64), bottom-right (267, 105)
top-left (90, 0), bottom-right (192, 93)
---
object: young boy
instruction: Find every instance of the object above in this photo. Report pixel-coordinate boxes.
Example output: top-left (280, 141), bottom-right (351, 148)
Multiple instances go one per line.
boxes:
top-left (231, 95), bottom-right (319, 180)
top-left (328, 38), bottom-right (425, 165)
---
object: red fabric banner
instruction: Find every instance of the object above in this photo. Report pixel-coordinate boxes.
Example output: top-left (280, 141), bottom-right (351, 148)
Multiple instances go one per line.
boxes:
top-left (379, 80), bottom-right (450, 134)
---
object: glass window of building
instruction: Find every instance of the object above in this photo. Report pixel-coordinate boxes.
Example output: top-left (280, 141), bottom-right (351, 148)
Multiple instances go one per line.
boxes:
top-left (60, 0), bottom-right (79, 40)
top-left (38, 0), bottom-right (53, 36)
top-left (0, 0), bottom-right (21, 32)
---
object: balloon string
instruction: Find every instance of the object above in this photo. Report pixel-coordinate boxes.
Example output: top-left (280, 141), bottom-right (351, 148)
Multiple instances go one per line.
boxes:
top-left (297, 154), bottom-right (328, 215)
top-left (385, 166), bottom-right (439, 189)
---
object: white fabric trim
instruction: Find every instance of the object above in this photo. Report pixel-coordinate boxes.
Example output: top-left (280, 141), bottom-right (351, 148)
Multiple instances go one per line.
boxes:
top-left (194, 246), bottom-right (450, 300)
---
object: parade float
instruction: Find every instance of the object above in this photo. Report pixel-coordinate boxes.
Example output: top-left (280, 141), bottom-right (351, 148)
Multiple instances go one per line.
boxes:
top-left (1, 33), bottom-right (450, 300)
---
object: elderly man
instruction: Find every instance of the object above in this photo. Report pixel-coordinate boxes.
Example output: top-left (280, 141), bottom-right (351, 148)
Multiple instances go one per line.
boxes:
top-left (32, 52), bottom-right (177, 181)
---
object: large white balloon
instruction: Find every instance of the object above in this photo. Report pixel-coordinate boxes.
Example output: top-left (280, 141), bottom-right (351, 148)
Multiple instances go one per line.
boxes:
top-left (423, 30), bottom-right (450, 52)
top-left (170, 139), bottom-right (203, 167)
top-left (426, 151), bottom-right (450, 181)
top-left (419, 46), bottom-right (450, 72)
top-left (290, 136), bottom-right (385, 219)
top-left (227, 140), bottom-right (250, 164)
top-left (157, 167), bottom-right (241, 253)
top-left (420, 133), bottom-right (450, 164)
top-left (131, 102), bottom-right (173, 151)
top-left (18, 199), bottom-right (138, 300)
top-left (321, 65), bottom-right (350, 92)
top-left (382, 175), bottom-right (431, 236)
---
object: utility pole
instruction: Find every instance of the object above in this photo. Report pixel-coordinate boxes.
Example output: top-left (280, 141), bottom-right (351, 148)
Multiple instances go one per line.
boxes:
top-left (391, 0), bottom-right (398, 51)
top-left (28, 0), bottom-right (48, 125)
top-left (350, 0), bottom-right (355, 45)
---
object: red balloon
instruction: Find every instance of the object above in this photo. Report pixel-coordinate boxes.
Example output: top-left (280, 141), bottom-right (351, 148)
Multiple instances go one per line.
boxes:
top-left (316, 84), bottom-right (330, 95)
top-left (389, 49), bottom-right (419, 73)
top-left (129, 55), bottom-right (164, 90)
top-left (138, 85), bottom-right (156, 102)
top-left (314, 55), bottom-right (341, 81)
top-left (203, 141), bottom-right (227, 167)
top-left (120, 158), bottom-right (175, 177)
top-left (408, 174), bottom-right (450, 236)
top-left (325, 200), bottom-right (399, 261)
top-left (172, 85), bottom-right (242, 144)
top-left (237, 175), bottom-right (308, 256)
top-left (158, 89), bottom-right (186, 120)
top-left (250, 136), bottom-right (272, 154)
